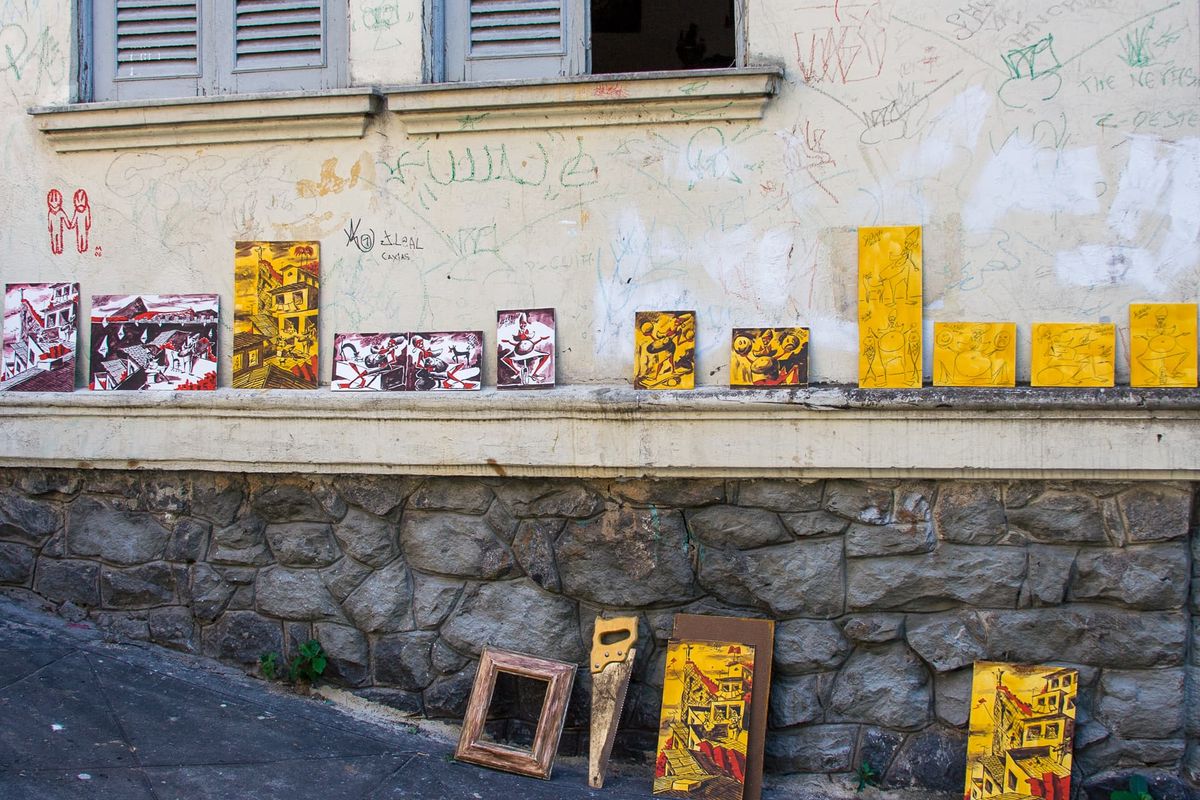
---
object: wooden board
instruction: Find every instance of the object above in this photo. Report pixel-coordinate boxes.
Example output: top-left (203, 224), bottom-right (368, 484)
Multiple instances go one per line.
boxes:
top-left (671, 615), bottom-right (774, 800)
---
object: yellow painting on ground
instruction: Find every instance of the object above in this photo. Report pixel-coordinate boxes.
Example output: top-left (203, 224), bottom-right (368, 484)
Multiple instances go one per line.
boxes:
top-left (635, 311), bottom-right (695, 390)
top-left (1030, 323), bottom-right (1114, 387)
top-left (964, 662), bottom-right (1077, 800)
top-left (1129, 303), bottom-right (1197, 388)
top-left (654, 639), bottom-right (755, 800)
top-left (859, 226), bottom-right (922, 388)
top-left (933, 323), bottom-right (1016, 387)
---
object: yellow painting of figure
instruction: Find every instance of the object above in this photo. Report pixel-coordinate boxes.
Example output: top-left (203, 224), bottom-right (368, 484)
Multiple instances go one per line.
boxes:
top-left (635, 311), bottom-right (696, 390)
top-left (933, 323), bottom-right (1016, 387)
top-left (1130, 303), bottom-right (1197, 388)
top-left (964, 662), bottom-right (1077, 800)
top-left (730, 327), bottom-right (809, 387)
top-left (1031, 323), bottom-right (1114, 387)
top-left (859, 226), bottom-right (922, 388)
top-left (654, 639), bottom-right (756, 799)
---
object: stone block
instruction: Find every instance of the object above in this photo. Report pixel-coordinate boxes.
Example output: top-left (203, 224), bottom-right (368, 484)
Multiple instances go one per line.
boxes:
top-left (1118, 486), bottom-right (1193, 543)
top-left (844, 522), bottom-right (935, 557)
top-left (932, 482), bottom-right (1008, 544)
top-left (0, 542), bottom-right (36, 584)
top-left (190, 563), bottom-right (235, 622)
top-left (313, 622), bottom-right (369, 685)
top-left (320, 558), bottom-right (372, 603)
top-left (408, 479), bottom-right (493, 514)
top-left (209, 515), bottom-right (273, 567)
top-left (512, 520), bottom-right (562, 592)
top-left (136, 478), bottom-right (192, 514)
top-left (884, 726), bottom-right (966, 792)
top-left (101, 562), bottom-right (176, 608)
top-left (93, 610), bottom-right (150, 641)
top-left (333, 475), bottom-right (418, 516)
top-left (332, 507), bottom-right (398, 568)
top-left (251, 482), bottom-right (345, 523)
top-left (779, 510), bottom-right (848, 538)
top-left (440, 579), bottom-right (584, 662)
top-left (699, 539), bottom-right (844, 618)
top-left (16, 469), bottom-right (81, 497)
top-left (686, 505), bottom-right (791, 549)
top-left (255, 566), bottom-right (342, 621)
top-left (431, 639), bottom-right (470, 675)
top-left (1019, 544), bottom-right (1076, 607)
top-left (1007, 491), bottom-right (1106, 543)
top-left (1097, 668), bottom-right (1186, 739)
top-left (492, 480), bottom-right (605, 519)
top-left (264, 522), bottom-right (340, 568)
top-left (0, 490), bottom-right (63, 544)
top-left (556, 507), bottom-right (698, 606)
top-left (201, 610), bottom-right (283, 664)
top-left (400, 511), bottom-right (518, 580)
top-left (67, 497), bottom-right (170, 565)
top-left (148, 607), bottom-right (197, 652)
top-left (374, 631), bottom-right (437, 690)
top-left (891, 482), bottom-right (934, 524)
top-left (424, 664), bottom-right (477, 718)
top-left (858, 727), bottom-right (905, 777)
top-left (824, 481), bottom-right (892, 524)
top-left (847, 545), bottom-right (1025, 611)
top-left (769, 674), bottom-right (824, 728)
top-left (764, 724), bottom-right (857, 773)
top-left (1083, 770), bottom-right (1197, 800)
top-left (609, 478), bottom-right (724, 507)
top-left (1069, 544), bottom-right (1189, 610)
top-left (165, 518), bottom-right (210, 563)
top-left (829, 642), bottom-right (930, 728)
top-left (341, 560), bottom-right (413, 633)
top-left (411, 572), bottom-right (464, 629)
top-left (775, 619), bottom-right (851, 674)
top-left (34, 558), bottom-right (99, 606)
top-left (841, 614), bottom-right (904, 644)
top-left (933, 667), bottom-right (972, 728)
top-left (191, 473), bottom-right (245, 526)
top-left (735, 480), bottom-right (824, 513)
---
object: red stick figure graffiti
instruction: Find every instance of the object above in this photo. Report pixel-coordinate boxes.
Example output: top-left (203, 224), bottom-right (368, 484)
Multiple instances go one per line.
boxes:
top-left (45, 188), bottom-right (94, 255)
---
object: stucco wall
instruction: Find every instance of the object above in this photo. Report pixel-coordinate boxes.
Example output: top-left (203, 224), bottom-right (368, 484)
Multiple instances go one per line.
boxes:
top-left (1, 1), bottom-right (1198, 387)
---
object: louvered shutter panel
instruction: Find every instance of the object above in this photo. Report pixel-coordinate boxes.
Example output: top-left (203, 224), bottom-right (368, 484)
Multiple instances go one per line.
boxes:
top-left (115, 0), bottom-right (200, 77)
top-left (445, 0), bottom-right (585, 81)
top-left (234, 0), bottom-right (324, 71)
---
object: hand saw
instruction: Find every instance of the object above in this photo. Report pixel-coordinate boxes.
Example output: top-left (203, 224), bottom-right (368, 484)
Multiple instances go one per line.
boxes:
top-left (588, 615), bottom-right (638, 789)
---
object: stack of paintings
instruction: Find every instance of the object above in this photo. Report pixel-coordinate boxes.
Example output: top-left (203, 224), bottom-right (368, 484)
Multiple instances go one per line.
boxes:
top-left (233, 241), bottom-right (320, 390)
top-left (90, 294), bottom-right (218, 391)
top-left (1, 283), bottom-right (79, 392)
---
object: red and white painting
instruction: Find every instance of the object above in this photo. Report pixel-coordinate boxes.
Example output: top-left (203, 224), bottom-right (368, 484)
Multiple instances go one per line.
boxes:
top-left (407, 331), bottom-right (482, 391)
top-left (496, 308), bottom-right (555, 389)
top-left (2, 283), bottom-right (79, 392)
top-left (90, 294), bottom-right (218, 391)
top-left (332, 333), bottom-right (409, 391)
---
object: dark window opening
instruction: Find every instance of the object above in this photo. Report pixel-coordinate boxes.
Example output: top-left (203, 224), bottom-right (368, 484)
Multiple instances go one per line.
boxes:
top-left (590, 0), bottom-right (736, 74)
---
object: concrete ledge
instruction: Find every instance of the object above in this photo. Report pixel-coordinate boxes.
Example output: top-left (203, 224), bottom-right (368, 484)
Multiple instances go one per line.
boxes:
top-left (1, 386), bottom-right (1197, 478)
top-left (385, 68), bottom-right (782, 134)
top-left (29, 89), bottom-right (382, 152)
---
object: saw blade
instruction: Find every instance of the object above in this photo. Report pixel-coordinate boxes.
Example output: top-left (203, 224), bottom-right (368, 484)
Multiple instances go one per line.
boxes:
top-left (589, 648), bottom-right (636, 789)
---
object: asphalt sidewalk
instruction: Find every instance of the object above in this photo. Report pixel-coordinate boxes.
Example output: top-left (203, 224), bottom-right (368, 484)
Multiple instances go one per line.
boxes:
top-left (0, 595), bottom-right (665, 800)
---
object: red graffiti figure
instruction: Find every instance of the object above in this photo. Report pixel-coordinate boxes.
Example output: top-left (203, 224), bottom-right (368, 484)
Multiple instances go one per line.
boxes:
top-left (72, 190), bottom-right (91, 254)
top-left (46, 189), bottom-right (67, 255)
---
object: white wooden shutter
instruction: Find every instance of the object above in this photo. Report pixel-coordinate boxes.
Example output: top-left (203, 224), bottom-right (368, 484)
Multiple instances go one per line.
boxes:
top-left (445, 0), bottom-right (586, 81)
top-left (93, 0), bottom-right (201, 99)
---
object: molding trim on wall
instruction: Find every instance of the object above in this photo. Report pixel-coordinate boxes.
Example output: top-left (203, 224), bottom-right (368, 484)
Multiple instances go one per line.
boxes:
top-left (385, 67), bottom-right (782, 134)
top-left (1, 386), bottom-right (1197, 478)
top-left (29, 89), bottom-right (382, 152)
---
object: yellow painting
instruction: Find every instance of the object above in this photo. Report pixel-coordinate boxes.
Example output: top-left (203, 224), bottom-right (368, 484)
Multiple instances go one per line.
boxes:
top-left (1030, 323), bottom-right (1114, 387)
top-left (233, 241), bottom-right (320, 389)
top-left (655, 639), bottom-right (755, 800)
top-left (965, 662), bottom-right (1077, 800)
top-left (1129, 303), bottom-right (1197, 388)
top-left (933, 322), bottom-right (1016, 387)
top-left (859, 226), bottom-right (922, 388)
top-left (730, 327), bottom-right (809, 388)
top-left (635, 311), bottom-right (695, 390)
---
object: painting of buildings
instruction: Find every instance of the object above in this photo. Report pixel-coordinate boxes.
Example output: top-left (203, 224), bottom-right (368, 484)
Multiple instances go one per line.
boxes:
top-left (89, 294), bottom-right (218, 391)
top-left (1, 283), bottom-right (79, 392)
top-left (1129, 303), bottom-right (1197, 388)
top-left (497, 308), bottom-right (555, 389)
top-left (407, 331), bottom-right (482, 391)
top-left (859, 226), bottom-right (922, 388)
top-left (233, 241), bottom-right (319, 389)
top-left (964, 662), bottom-right (1077, 800)
top-left (933, 322), bottom-right (1016, 387)
top-left (333, 333), bottom-right (410, 391)
top-left (654, 639), bottom-right (755, 800)
top-left (635, 311), bottom-right (696, 390)
top-left (1030, 323), bottom-right (1114, 387)
top-left (729, 327), bottom-right (809, 387)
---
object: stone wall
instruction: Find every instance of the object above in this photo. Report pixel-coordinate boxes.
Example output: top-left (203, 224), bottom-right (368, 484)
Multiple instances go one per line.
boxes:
top-left (0, 468), bottom-right (1195, 798)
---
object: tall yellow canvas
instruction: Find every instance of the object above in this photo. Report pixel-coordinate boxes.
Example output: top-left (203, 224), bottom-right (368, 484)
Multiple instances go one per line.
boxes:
top-left (933, 322), bottom-right (1016, 387)
top-left (654, 639), bottom-right (755, 800)
top-left (1030, 323), bottom-right (1114, 387)
top-left (964, 662), bottom-right (1077, 800)
top-left (233, 241), bottom-right (320, 389)
top-left (1129, 303), bottom-right (1197, 388)
top-left (859, 226), bottom-right (922, 388)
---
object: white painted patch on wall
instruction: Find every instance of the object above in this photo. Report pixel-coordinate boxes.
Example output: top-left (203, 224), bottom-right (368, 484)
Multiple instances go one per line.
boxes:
top-left (963, 142), bottom-right (1103, 232)
top-left (1054, 245), bottom-right (1161, 293)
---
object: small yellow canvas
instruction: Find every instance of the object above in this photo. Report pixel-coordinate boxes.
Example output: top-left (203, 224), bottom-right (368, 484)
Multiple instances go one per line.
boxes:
top-left (730, 327), bottom-right (809, 388)
top-left (654, 639), bottom-right (755, 800)
top-left (1031, 323), bottom-right (1115, 387)
top-left (964, 662), bottom-right (1078, 800)
top-left (933, 323), bottom-right (1016, 387)
top-left (1129, 303), bottom-right (1197, 388)
top-left (859, 226), bottom-right (922, 388)
top-left (635, 311), bottom-right (696, 390)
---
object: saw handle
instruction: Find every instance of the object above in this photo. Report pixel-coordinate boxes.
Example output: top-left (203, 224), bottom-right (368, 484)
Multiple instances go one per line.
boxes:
top-left (590, 616), bottom-right (638, 674)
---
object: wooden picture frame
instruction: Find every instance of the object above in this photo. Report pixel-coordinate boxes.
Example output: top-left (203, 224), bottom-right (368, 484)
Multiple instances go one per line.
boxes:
top-left (454, 647), bottom-right (577, 780)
